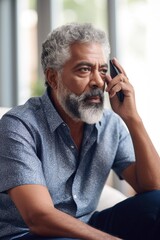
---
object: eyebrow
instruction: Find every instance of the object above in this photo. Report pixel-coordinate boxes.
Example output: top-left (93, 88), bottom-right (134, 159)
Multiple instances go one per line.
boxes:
top-left (73, 61), bottom-right (108, 69)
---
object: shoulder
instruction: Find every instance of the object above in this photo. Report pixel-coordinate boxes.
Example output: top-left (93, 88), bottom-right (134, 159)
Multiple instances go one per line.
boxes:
top-left (100, 108), bottom-right (125, 128)
top-left (96, 108), bottom-right (129, 141)
top-left (0, 91), bottom-right (62, 138)
top-left (0, 96), bottom-right (42, 129)
top-left (9, 96), bottom-right (42, 119)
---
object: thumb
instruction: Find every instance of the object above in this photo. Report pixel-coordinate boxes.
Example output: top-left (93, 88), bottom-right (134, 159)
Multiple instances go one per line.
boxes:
top-left (105, 74), bottom-right (112, 92)
top-left (105, 73), bottom-right (112, 83)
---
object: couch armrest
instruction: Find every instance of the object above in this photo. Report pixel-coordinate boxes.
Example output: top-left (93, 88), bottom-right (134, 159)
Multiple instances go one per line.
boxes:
top-left (0, 107), bottom-right (10, 119)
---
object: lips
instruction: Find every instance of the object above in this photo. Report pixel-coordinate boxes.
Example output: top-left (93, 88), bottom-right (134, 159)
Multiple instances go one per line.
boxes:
top-left (87, 95), bottom-right (101, 103)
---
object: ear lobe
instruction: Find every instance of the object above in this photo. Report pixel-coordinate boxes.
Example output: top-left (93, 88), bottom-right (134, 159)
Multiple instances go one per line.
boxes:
top-left (45, 68), bottom-right (58, 89)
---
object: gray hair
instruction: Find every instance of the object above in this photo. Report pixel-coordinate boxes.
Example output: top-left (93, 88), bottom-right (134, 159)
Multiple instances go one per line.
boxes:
top-left (41, 22), bottom-right (110, 74)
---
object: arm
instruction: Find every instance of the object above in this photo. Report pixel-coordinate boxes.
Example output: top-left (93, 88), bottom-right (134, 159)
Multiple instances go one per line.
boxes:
top-left (122, 116), bottom-right (160, 193)
top-left (106, 58), bottom-right (160, 193)
top-left (8, 184), bottom-right (120, 240)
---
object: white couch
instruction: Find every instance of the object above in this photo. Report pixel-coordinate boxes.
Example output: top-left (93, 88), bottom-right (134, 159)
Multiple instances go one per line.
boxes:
top-left (0, 107), bottom-right (9, 116)
top-left (0, 107), bottom-right (126, 210)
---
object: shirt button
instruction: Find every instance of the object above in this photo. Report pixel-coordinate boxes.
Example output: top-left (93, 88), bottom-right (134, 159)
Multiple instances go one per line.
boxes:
top-left (73, 194), bottom-right (77, 199)
top-left (62, 123), bottom-right (66, 127)
top-left (71, 145), bottom-right (74, 149)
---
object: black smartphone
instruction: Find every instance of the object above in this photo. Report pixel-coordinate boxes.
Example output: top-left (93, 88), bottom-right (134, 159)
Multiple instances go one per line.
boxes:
top-left (109, 60), bottom-right (124, 102)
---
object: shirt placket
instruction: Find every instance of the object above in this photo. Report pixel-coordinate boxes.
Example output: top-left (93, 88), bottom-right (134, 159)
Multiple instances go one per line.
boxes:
top-left (71, 125), bottom-right (98, 217)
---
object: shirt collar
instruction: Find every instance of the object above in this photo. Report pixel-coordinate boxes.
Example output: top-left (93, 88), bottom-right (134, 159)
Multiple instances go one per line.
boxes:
top-left (40, 89), bottom-right (63, 132)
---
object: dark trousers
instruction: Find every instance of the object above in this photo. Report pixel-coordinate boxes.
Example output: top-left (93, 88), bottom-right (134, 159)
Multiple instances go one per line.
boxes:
top-left (17, 190), bottom-right (160, 240)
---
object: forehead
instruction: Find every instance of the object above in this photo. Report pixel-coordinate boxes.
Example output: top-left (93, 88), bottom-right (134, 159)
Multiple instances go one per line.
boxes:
top-left (68, 42), bottom-right (107, 64)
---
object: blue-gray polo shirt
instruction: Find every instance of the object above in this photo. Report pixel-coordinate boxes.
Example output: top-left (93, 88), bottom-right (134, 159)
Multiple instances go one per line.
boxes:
top-left (0, 90), bottom-right (135, 239)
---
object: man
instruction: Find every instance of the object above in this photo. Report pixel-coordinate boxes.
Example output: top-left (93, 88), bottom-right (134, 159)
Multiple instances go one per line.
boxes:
top-left (0, 23), bottom-right (160, 240)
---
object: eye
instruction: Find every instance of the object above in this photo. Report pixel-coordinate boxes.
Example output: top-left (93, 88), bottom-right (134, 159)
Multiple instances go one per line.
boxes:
top-left (99, 68), bottom-right (108, 76)
top-left (79, 67), bottom-right (91, 73)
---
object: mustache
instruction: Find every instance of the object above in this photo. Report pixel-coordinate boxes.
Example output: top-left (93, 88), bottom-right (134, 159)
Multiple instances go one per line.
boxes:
top-left (78, 88), bottom-right (104, 102)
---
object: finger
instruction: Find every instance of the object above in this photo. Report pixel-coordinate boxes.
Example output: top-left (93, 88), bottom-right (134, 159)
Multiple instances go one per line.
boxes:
top-left (105, 74), bottom-right (112, 84)
top-left (104, 74), bottom-right (111, 90)
top-left (120, 75), bottom-right (129, 83)
top-left (106, 74), bottom-right (127, 92)
top-left (109, 84), bottom-right (122, 98)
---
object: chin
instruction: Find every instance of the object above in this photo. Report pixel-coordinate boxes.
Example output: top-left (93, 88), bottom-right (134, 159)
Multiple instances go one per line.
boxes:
top-left (80, 109), bottom-right (103, 124)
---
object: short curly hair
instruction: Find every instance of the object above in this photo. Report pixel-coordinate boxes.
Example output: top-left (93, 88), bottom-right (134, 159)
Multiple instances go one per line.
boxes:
top-left (41, 22), bottom-right (110, 77)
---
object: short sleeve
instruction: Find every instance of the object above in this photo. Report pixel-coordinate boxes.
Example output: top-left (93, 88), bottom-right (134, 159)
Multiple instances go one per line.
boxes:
top-left (0, 115), bottom-right (46, 193)
top-left (112, 120), bottom-right (135, 179)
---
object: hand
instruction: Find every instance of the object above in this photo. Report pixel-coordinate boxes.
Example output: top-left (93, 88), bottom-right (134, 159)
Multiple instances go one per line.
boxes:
top-left (105, 58), bottom-right (139, 122)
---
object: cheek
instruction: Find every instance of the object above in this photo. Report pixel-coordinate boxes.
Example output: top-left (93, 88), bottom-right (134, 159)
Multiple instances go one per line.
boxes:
top-left (63, 76), bottom-right (90, 95)
top-left (71, 82), bottom-right (89, 95)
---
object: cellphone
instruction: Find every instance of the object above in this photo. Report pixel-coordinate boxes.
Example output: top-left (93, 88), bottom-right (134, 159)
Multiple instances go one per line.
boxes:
top-left (109, 60), bottom-right (124, 102)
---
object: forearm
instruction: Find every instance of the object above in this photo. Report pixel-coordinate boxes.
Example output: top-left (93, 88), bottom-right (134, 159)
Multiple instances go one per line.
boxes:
top-left (126, 115), bottom-right (160, 191)
top-left (106, 59), bottom-right (160, 191)
top-left (29, 207), bottom-right (120, 240)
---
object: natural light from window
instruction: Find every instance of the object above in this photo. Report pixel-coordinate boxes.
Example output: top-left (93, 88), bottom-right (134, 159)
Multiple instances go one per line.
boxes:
top-left (117, 0), bottom-right (160, 153)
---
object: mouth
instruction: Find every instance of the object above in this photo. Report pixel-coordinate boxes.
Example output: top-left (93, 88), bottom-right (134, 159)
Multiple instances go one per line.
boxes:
top-left (87, 95), bottom-right (102, 103)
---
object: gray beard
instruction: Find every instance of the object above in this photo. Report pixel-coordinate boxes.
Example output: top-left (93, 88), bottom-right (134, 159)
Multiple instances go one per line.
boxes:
top-left (56, 79), bottom-right (104, 124)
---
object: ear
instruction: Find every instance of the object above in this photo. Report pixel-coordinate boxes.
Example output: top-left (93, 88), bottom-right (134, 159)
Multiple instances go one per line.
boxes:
top-left (45, 68), bottom-right (58, 89)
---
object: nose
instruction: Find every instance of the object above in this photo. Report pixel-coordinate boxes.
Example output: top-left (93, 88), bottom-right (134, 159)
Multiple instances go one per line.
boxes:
top-left (89, 70), bottom-right (104, 89)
